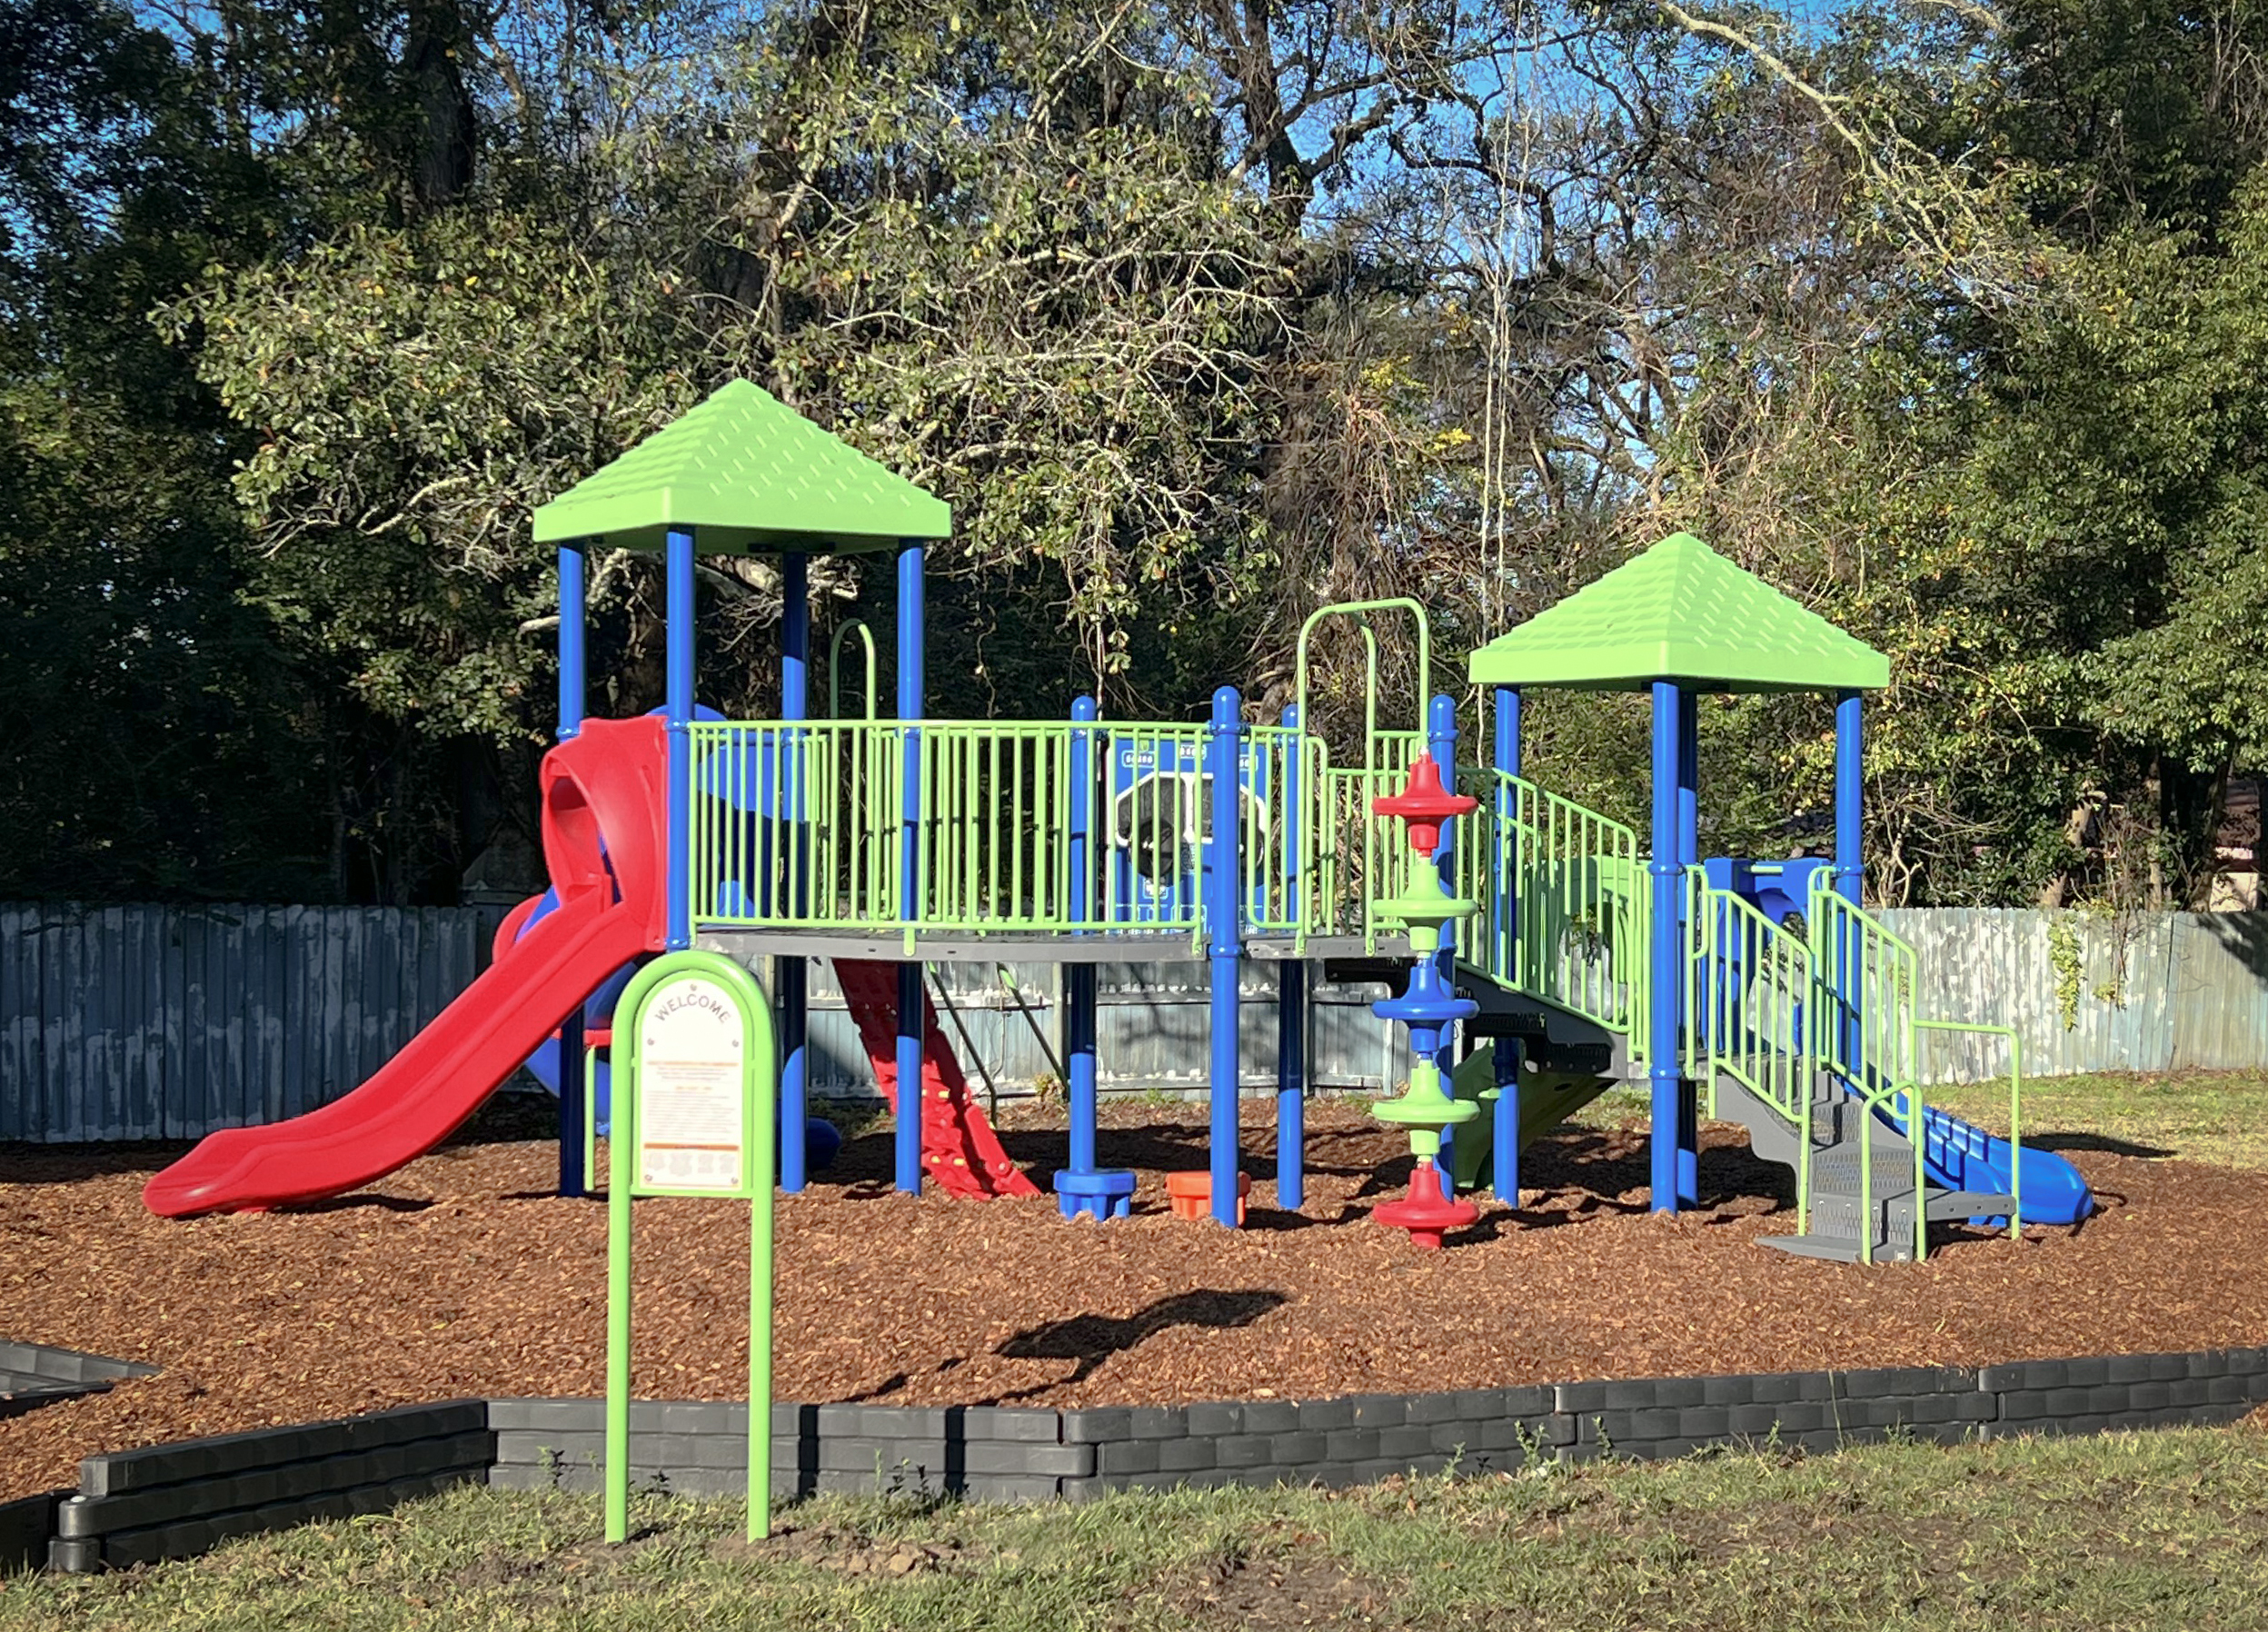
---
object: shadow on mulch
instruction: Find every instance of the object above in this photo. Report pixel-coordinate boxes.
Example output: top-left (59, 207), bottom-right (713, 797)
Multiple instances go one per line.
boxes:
top-left (850, 1289), bottom-right (1291, 1405)
top-left (814, 1110), bottom-right (1806, 1236)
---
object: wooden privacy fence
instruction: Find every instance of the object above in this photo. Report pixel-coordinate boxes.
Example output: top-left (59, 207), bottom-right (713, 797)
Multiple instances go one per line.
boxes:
top-left (2, 902), bottom-right (2264, 1143)
top-left (1881, 909), bottom-right (2268, 1084)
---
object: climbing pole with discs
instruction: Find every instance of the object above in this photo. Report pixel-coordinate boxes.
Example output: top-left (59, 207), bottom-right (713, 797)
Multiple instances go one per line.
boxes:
top-left (1368, 754), bottom-right (1482, 1249)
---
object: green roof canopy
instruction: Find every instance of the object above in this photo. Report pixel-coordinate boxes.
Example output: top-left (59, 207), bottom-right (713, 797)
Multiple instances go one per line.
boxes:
top-left (532, 379), bottom-right (950, 554)
top-left (1466, 532), bottom-right (1889, 693)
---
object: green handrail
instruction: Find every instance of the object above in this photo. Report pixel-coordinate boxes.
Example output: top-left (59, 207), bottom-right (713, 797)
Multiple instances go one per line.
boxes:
top-left (1914, 1019), bottom-right (2024, 1239)
top-left (690, 718), bottom-right (1215, 941)
top-left (1683, 869), bottom-right (1818, 1233)
top-left (1807, 880), bottom-right (1928, 1263)
top-left (1461, 769), bottom-right (1641, 1037)
top-left (828, 621), bottom-right (878, 721)
top-left (1292, 598), bottom-right (1431, 747)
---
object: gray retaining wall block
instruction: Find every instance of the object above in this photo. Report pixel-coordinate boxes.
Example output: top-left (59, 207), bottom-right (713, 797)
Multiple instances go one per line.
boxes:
top-left (33, 1349), bottom-right (2268, 1572)
top-left (0, 1492), bottom-right (63, 1576)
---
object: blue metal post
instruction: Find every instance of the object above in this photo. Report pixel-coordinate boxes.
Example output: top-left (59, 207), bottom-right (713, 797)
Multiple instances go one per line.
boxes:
top-left (1835, 692), bottom-right (1864, 905)
top-left (1492, 686), bottom-right (1520, 1204)
top-left (894, 542), bottom-right (926, 1194)
top-left (1055, 695), bottom-right (1133, 1219)
top-left (557, 544), bottom-right (588, 1199)
top-left (1834, 688), bottom-right (1865, 1084)
top-left (1676, 689), bottom-right (1701, 1206)
top-left (1647, 682), bottom-right (1682, 1212)
top-left (1206, 685), bottom-right (1245, 1226)
top-left (777, 552), bottom-right (811, 1193)
top-left (1277, 702), bottom-right (1306, 1210)
top-left (558, 545), bottom-right (586, 741)
top-left (665, 528), bottom-right (695, 950)
top-left (1427, 692), bottom-right (1461, 1190)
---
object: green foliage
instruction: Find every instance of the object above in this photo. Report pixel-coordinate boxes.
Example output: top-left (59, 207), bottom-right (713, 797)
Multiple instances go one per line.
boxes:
top-left (174, 211), bottom-right (704, 740)
top-left (9, 0), bottom-right (2268, 905)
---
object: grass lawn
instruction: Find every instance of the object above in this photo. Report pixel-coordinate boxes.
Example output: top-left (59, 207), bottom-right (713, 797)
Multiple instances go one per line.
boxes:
top-left (1923, 1069), bottom-right (2268, 1172)
top-left (1553, 1068), bottom-right (2268, 1173)
top-left (7, 1428), bottom-right (2268, 1631)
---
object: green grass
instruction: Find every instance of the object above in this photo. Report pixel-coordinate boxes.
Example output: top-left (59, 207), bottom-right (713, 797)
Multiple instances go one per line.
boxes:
top-left (1549, 1067), bottom-right (2268, 1173)
top-left (10, 1428), bottom-right (2268, 1630)
top-left (1925, 1069), bottom-right (2268, 1171)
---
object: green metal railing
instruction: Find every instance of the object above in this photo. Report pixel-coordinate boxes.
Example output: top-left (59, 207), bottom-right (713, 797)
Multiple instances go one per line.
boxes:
top-left (1914, 1019), bottom-right (2024, 1240)
top-left (1238, 726), bottom-right (1328, 940)
top-left (1684, 872), bottom-right (1818, 1226)
top-left (1459, 769), bottom-right (1644, 1038)
top-left (689, 718), bottom-right (1215, 942)
top-left (1807, 881), bottom-right (1929, 1263)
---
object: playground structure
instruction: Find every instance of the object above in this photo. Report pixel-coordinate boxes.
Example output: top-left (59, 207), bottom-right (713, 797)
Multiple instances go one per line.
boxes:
top-left (144, 381), bottom-right (2094, 1263)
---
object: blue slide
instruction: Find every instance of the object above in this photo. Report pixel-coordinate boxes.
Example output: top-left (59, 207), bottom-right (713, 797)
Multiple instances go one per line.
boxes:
top-left (1918, 1106), bottom-right (2094, 1226)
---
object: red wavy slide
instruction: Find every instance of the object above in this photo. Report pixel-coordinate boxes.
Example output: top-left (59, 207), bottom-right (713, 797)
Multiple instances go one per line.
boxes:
top-left (144, 718), bottom-right (672, 1218)
top-left (832, 960), bottom-right (1038, 1200)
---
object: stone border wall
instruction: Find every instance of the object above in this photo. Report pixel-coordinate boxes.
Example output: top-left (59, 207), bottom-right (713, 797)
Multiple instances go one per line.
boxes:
top-left (46, 1401), bottom-right (492, 1572)
top-left (20, 1348), bottom-right (2268, 1573)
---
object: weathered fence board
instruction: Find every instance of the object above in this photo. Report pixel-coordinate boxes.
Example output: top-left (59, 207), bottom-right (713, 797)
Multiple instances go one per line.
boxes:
top-left (1881, 909), bottom-right (2268, 1084)
top-left (3, 903), bottom-right (2263, 1143)
top-left (0, 905), bottom-right (499, 1144)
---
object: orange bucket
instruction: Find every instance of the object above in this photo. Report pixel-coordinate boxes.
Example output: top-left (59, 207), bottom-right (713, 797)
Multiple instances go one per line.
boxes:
top-left (1165, 1169), bottom-right (1250, 1224)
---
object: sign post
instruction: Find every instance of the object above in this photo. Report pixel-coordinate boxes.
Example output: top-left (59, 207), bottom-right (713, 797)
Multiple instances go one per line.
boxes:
top-left (603, 950), bottom-right (777, 1543)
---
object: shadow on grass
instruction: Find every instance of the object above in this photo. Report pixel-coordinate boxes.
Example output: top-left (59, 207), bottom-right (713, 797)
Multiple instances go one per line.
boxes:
top-left (2019, 1130), bottom-right (2176, 1160)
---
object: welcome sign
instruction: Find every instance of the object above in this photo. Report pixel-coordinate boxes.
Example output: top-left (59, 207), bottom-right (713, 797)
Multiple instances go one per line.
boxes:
top-left (605, 950), bottom-right (777, 1541)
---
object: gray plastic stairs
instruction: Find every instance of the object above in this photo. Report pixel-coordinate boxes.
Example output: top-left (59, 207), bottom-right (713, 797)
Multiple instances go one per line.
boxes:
top-left (1712, 1075), bottom-right (2018, 1262)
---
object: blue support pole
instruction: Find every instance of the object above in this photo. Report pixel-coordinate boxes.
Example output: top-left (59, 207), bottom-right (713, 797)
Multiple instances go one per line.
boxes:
top-left (1834, 688), bottom-right (1865, 1084)
top-left (1647, 682), bottom-right (1682, 1213)
top-left (557, 543), bottom-right (588, 1199)
top-left (1056, 695), bottom-right (1134, 1219)
top-left (665, 528), bottom-right (695, 951)
top-left (1835, 692), bottom-right (1864, 906)
top-left (894, 542), bottom-right (926, 1195)
top-left (777, 552), bottom-right (811, 1194)
top-left (1206, 685), bottom-right (1246, 1226)
top-left (1427, 692), bottom-right (1461, 1191)
top-left (1492, 686), bottom-right (1521, 1204)
top-left (1676, 689), bottom-right (1701, 1206)
top-left (1277, 702), bottom-right (1306, 1211)
top-left (558, 545), bottom-right (586, 741)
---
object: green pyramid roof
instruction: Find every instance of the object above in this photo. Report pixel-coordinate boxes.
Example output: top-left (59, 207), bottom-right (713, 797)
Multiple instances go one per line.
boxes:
top-left (532, 380), bottom-right (950, 553)
top-left (1466, 532), bottom-right (1888, 692)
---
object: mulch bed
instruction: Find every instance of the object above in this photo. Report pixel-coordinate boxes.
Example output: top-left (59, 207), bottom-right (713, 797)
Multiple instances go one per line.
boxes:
top-left (0, 1095), bottom-right (2261, 1503)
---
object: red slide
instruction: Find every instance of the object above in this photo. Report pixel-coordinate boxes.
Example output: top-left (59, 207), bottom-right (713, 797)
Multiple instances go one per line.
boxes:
top-left (832, 960), bottom-right (1039, 1199)
top-left (145, 718), bottom-right (673, 1218)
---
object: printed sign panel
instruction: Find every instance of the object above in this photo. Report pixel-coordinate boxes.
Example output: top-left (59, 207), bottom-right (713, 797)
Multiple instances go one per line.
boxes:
top-left (634, 976), bottom-right (750, 1194)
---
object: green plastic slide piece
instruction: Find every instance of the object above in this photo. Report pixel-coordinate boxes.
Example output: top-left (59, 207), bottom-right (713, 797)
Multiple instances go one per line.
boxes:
top-left (1465, 532), bottom-right (1888, 693)
top-left (1446, 1044), bottom-right (1622, 1190)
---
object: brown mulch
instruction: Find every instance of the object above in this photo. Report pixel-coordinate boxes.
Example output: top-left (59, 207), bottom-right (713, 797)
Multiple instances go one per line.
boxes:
top-left (0, 1096), bottom-right (2259, 1503)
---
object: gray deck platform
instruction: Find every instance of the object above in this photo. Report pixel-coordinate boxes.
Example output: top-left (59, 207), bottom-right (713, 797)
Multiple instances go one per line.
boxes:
top-left (694, 929), bottom-right (1412, 964)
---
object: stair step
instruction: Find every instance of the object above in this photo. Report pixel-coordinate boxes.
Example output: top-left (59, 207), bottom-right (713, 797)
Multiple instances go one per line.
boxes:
top-left (1536, 1040), bottom-right (1613, 1076)
top-left (1807, 1149), bottom-right (1919, 1201)
top-left (1925, 1189), bottom-right (2019, 1221)
top-left (1760, 1232), bottom-right (1915, 1264)
top-left (1322, 957), bottom-right (1411, 996)
top-left (1464, 1010), bottom-right (1549, 1040)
